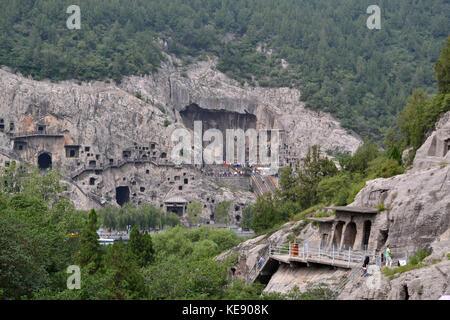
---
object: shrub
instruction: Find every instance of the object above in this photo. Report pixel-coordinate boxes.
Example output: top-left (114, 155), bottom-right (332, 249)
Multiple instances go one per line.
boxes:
top-left (163, 119), bottom-right (171, 127)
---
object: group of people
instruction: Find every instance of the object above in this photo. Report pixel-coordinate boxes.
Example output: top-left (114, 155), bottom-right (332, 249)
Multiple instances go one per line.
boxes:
top-left (361, 244), bottom-right (392, 277)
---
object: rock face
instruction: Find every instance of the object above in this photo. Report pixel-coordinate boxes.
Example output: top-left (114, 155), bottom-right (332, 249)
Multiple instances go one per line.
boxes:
top-left (119, 56), bottom-right (362, 167)
top-left (0, 56), bottom-right (360, 224)
top-left (216, 220), bottom-right (318, 280)
top-left (339, 239), bottom-right (450, 300)
top-left (349, 112), bottom-right (450, 256)
top-left (337, 112), bottom-right (450, 299)
top-left (264, 264), bottom-right (348, 294)
top-left (220, 112), bottom-right (450, 299)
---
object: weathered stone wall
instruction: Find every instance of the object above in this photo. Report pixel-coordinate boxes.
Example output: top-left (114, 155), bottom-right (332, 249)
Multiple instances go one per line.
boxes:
top-left (0, 56), bottom-right (360, 223)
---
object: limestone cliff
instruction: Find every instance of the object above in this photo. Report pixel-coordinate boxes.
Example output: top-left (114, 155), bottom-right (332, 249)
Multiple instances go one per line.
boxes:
top-left (0, 55), bottom-right (360, 224)
top-left (219, 112), bottom-right (450, 299)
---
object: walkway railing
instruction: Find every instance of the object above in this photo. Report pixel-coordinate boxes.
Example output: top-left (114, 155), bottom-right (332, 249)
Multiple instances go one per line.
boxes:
top-left (270, 241), bottom-right (408, 268)
top-left (270, 242), bottom-right (383, 268)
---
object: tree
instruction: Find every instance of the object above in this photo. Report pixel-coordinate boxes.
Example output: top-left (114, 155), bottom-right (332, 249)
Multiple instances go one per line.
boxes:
top-left (340, 140), bottom-right (380, 174)
top-left (76, 209), bottom-right (101, 272)
top-left (241, 205), bottom-right (254, 229)
top-left (187, 201), bottom-right (202, 226)
top-left (128, 226), bottom-right (154, 267)
top-left (398, 89), bottom-right (430, 149)
top-left (435, 36), bottom-right (450, 94)
top-left (215, 201), bottom-right (231, 224)
top-left (296, 146), bottom-right (338, 209)
top-left (101, 239), bottom-right (147, 299)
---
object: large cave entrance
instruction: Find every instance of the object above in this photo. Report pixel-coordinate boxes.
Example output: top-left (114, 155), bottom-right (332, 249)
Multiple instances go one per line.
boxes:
top-left (180, 103), bottom-right (258, 163)
top-left (166, 206), bottom-right (184, 216)
top-left (38, 152), bottom-right (52, 170)
top-left (115, 186), bottom-right (130, 206)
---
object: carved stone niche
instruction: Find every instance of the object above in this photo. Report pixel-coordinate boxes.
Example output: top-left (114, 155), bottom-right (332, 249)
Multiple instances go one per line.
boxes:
top-left (369, 189), bottom-right (390, 202)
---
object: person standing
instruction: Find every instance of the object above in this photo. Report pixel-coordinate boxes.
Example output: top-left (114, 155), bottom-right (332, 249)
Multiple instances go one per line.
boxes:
top-left (385, 244), bottom-right (392, 268)
top-left (361, 256), bottom-right (370, 277)
top-left (258, 256), bottom-right (265, 269)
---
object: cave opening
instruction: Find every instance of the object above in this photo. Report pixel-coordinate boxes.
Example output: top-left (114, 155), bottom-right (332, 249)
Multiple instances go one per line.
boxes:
top-left (402, 284), bottom-right (409, 300)
top-left (167, 206), bottom-right (184, 217)
top-left (115, 186), bottom-right (130, 206)
top-left (180, 103), bottom-right (258, 162)
top-left (38, 153), bottom-right (52, 170)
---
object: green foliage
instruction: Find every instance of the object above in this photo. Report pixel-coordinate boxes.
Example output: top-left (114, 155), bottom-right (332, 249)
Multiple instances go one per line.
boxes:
top-left (398, 38), bottom-right (450, 151)
top-left (99, 239), bottom-right (147, 299)
top-left (98, 203), bottom-right (179, 231)
top-left (339, 140), bottom-right (380, 174)
top-left (76, 209), bottom-right (101, 272)
top-left (128, 227), bottom-right (154, 267)
top-left (1, 2), bottom-right (448, 141)
top-left (144, 255), bottom-right (228, 300)
top-left (215, 201), bottom-right (231, 224)
top-left (221, 280), bottom-right (265, 300)
top-left (142, 226), bottom-right (241, 299)
top-left (0, 163), bottom-right (86, 299)
top-left (388, 146), bottom-right (402, 166)
top-left (253, 139), bottom-right (409, 233)
top-left (163, 119), bottom-right (171, 127)
top-left (186, 201), bottom-right (202, 226)
top-left (382, 248), bottom-right (431, 279)
top-left (366, 157), bottom-right (405, 179)
top-left (399, 89), bottom-right (432, 149)
top-left (317, 172), bottom-right (363, 206)
top-left (435, 37), bottom-right (450, 94)
top-left (241, 205), bottom-right (254, 229)
top-left (283, 283), bottom-right (336, 300)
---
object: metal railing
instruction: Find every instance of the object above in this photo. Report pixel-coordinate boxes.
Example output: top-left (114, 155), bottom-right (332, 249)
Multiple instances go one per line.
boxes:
top-left (270, 241), bottom-right (408, 268)
top-left (270, 242), bottom-right (376, 267)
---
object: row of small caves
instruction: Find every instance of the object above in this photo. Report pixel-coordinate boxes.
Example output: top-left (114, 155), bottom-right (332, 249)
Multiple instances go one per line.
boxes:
top-left (8, 122), bottom-right (169, 208)
top-left (12, 130), bottom-right (242, 222)
top-left (7, 104), bottom-right (265, 220)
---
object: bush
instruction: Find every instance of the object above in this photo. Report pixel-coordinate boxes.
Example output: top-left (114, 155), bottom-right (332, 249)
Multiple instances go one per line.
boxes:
top-left (163, 119), bottom-right (171, 127)
top-left (187, 201), bottom-right (202, 226)
top-left (215, 201), bottom-right (231, 224)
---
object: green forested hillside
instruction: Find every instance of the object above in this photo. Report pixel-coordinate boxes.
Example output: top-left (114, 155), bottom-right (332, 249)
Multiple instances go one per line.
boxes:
top-left (0, 0), bottom-right (449, 140)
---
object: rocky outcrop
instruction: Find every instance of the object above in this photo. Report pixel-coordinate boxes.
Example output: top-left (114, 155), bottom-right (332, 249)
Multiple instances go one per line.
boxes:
top-left (119, 56), bottom-right (361, 165)
top-left (220, 112), bottom-right (450, 299)
top-left (216, 220), bottom-right (317, 280)
top-left (350, 112), bottom-right (450, 255)
top-left (339, 238), bottom-right (450, 300)
top-left (0, 65), bottom-right (255, 219)
top-left (0, 55), bottom-right (360, 223)
top-left (338, 111), bottom-right (450, 299)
